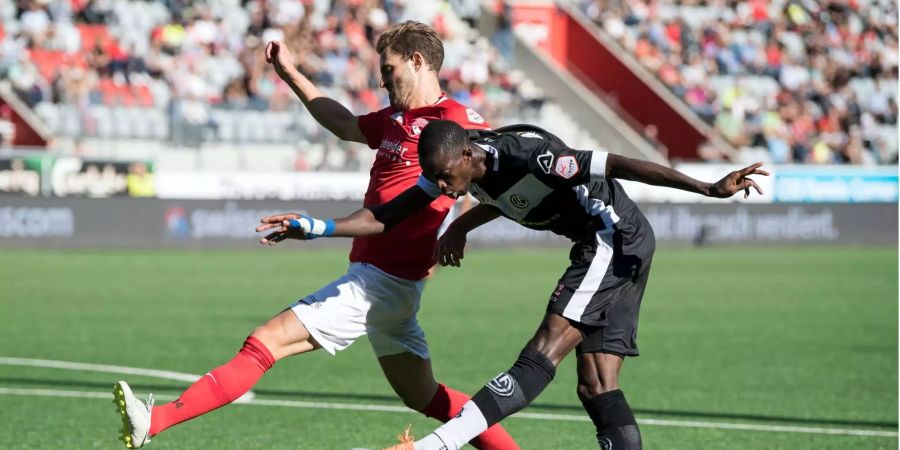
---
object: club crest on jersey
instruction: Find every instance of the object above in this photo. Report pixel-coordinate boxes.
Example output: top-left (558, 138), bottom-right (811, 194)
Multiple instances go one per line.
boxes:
top-left (466, 108), bottom-right (485, 124)
top-left (536, 151), bottom-right (554, 174)
top-left (487, 372), bottom-right (515, 397)
top-left (554, 156), bottom-right (580, 179)
top-left (410, 117), bottom-right (429, 135)
top-left (509, 193), bottom-right (529, 209)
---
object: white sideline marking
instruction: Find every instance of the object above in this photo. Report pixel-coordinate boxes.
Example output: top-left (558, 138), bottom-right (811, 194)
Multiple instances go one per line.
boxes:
top-left (515, 411), bottom-right (898, 437)
top-left (0, 357), bottom-right (199, 382)
top-left (0, 387), bottom-right (895, 439)
top-left (0, 357), bottom-right (255, 403)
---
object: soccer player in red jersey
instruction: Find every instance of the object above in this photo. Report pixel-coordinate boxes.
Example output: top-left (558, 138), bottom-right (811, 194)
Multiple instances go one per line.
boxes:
top-left (112, 22), bottom-right (519, 450)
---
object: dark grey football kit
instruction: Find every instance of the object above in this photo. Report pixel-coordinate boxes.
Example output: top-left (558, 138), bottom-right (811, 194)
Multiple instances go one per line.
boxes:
top-left (418, 125), bottom-right (656, 357)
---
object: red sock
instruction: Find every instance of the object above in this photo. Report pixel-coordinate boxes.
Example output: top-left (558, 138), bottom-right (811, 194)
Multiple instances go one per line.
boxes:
top-left (149, 336), bottom-right (275, 436)
top-left (421, 383), bottom-right (521, 450)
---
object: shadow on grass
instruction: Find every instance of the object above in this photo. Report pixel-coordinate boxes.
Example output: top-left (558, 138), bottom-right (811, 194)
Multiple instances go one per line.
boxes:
top-left (1, 376), bottom-right (896, 429)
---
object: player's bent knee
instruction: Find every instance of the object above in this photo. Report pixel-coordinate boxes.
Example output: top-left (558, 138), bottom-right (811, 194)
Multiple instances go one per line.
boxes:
top-left (248, 309), bottom-right (319, 358)
top-left (576, 380), bottom-right (617, 400)
top-left (249, 324), bottom-right (292, 357)
top-left (388, 376), bottom-right (436, 411)
top-left (247, 327), bottom-right (276, 354)
top-left (399, 392), bottom-right (431, 411)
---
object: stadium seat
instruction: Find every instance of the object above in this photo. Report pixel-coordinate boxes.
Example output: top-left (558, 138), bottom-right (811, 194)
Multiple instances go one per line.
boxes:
top-left (78, 24), bottom-right (111, 52)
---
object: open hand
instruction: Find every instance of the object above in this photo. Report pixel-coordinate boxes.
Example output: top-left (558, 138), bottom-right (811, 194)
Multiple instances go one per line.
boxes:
top-left (708, 162), bottom-right (770, 199)
top-left (435, 227), bottom-right (467, 267)
top-left (256, 212), bottom-right (305, 246)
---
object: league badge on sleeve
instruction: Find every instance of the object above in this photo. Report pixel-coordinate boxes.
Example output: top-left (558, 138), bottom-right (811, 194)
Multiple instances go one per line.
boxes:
top-left (554, 155), bottom-right (580, 179)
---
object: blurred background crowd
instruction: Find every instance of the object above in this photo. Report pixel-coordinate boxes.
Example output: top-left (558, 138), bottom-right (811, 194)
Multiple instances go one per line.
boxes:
top-left (2, 0), bottom-right (555, 170)
top-left (1, 0), bottom-right (897, 168)
top-left (582, 0), bottom-right (899, 164)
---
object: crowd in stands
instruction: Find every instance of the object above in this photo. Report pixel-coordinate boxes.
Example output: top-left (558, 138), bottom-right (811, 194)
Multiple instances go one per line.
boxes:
top-left (1, 0), bottom-right (537, 169)
top-left (583, 0), bottom-right (899, 164)
top-left (7, 0), bottom-right (894, 166)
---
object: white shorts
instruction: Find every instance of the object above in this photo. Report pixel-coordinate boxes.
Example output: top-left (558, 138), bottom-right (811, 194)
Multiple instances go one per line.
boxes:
top-left (289, 262), bottom-right (429, 359)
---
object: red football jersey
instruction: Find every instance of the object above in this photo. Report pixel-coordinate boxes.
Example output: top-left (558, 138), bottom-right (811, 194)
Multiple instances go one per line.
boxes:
top-left (353, 95), bottom-right (490, 280)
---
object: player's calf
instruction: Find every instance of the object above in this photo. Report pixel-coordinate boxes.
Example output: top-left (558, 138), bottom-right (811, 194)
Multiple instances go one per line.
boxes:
top-left (576, 351), bottom-right (639, 449)
top-left (580, 389), bottom-right (642, 450)
top-left (413, 347), bottom-right (556, 450)
top-left (146, 336), bottom-right (275, 436)
top-left (472, 346), bottom-right (556, 425)
top-left (420, 383), bottom-right (521, 450)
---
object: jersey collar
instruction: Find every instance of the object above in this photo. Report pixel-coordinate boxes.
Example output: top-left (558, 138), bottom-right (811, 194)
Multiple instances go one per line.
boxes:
top-left (475, 142), bottom-right (500, 172)
top-left (392, 94), bottom-right (449, 124)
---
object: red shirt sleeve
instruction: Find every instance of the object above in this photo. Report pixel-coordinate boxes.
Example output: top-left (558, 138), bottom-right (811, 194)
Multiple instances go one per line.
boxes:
top-left (357, 108), bottom-right (389, 149)
top-left (442, 104), bottom-right (492, 130)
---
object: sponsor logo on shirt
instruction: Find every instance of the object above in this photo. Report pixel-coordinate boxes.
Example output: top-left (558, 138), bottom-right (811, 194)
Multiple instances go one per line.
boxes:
top-left (554, 156), bottom-right (579, 179)
top-left (517, 131), bottom-right (543, 139)
top-left (378, 138), bottom-right (410, 164)
top-left (536, 151), bottom-right (554, 174)
top-left (466, 108), bottom-right (485, 124)
top-left (509, 193), bottom-right (529, 208)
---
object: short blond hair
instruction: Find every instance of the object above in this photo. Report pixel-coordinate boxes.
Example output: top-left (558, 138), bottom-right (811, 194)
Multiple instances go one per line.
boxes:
top-left (375, 21), bottom-right (444, 72)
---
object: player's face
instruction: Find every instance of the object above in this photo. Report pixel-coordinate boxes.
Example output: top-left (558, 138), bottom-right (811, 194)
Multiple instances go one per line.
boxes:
top-left (425, 150), bottom-right (473, 199)
top-left (379, 50), bottom-right (417, 110)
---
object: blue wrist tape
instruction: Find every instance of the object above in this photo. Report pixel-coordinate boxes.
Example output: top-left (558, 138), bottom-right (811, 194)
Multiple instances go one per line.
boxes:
top-left (288, 216), bottom-right (335, 239)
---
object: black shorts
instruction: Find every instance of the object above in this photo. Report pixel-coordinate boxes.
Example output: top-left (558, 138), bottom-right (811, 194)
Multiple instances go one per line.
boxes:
top-left (546, 230), bottom-right (654, 356)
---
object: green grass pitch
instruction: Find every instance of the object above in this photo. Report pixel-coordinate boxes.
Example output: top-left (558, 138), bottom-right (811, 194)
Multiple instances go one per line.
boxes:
top-left (0, 246), bottom-right (896, 449)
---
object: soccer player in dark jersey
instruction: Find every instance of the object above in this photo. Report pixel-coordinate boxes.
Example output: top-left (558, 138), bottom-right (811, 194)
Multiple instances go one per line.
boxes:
top-left (259, 120), bottom-right (769, 449)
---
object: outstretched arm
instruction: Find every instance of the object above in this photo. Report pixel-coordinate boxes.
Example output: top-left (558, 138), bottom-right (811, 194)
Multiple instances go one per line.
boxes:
top-left (265, 41), bottom-right (366, 144)
top-left (606, 154), bottom-right (770, 199)
top-left (255, 187), bottom-right (436, 245)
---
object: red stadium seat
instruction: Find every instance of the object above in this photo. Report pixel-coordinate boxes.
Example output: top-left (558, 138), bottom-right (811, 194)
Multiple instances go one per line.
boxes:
top-left (98, 77), bottom-right (118, 105)
top-left (134, 85), bottom-right (154, 107)
top-left (29, 49), bottom-right (65, 81)
top-left (69, 0), bottom-right (87, 12)
top-left (78, 24), bottom-right (111, 52)
top-left (119, 85), bottom-right (136, 106)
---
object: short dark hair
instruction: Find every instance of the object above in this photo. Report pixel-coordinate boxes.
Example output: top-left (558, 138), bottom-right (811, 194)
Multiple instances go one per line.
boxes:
top-left (375, 21), bottom-right (444, 72)
top-left (419, 120), bottom-right (468, 167)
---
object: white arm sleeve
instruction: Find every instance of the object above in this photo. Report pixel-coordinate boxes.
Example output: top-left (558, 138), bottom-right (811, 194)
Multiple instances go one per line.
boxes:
top-left (415, 174), bottom-right (442, 198)
top-left (589, 150), bottom-right (608, 180)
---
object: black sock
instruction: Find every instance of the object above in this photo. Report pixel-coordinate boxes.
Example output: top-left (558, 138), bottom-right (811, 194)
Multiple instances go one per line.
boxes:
top-left (581, 389), bottom-right (642, 450)
top-left (471, 346), bottom-right (556, 426)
